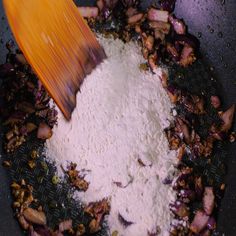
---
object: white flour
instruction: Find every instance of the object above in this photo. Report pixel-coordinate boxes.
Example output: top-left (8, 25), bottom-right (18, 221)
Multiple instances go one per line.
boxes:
top-left (46, 36), bottom-right (177, 236)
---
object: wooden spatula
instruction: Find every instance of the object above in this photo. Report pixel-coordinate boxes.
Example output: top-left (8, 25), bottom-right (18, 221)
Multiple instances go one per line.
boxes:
top-left (3, 0), bottom-right (106, 120)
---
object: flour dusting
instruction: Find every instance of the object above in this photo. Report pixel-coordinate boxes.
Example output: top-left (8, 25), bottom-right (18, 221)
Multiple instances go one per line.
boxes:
top-left (46, 36), bottom-right (177, 236)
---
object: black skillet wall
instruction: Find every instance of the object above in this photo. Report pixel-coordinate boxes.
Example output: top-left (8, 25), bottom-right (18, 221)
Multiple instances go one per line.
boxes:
top-left (0, 0), bottom-right (236, 235)
top-left (173, 1), bottom-right (236, 235)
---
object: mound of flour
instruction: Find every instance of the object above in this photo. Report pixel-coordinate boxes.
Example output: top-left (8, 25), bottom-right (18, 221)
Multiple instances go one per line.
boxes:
top-left (46, 36), bottom-right (177, 236)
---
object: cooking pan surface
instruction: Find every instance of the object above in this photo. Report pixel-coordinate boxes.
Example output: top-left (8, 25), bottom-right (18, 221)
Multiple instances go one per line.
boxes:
top-left (0, 0), bottom-right (236, 235)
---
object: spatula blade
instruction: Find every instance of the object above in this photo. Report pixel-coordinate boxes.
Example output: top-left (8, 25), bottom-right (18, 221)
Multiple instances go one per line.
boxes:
top-left (3, 0), bottom-right (106, 120)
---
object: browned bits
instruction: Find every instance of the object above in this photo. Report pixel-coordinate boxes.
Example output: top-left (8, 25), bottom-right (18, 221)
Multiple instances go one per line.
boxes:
top-left (127, 13), bottom-right (144, 24)
top-left (112, 230), bottom-right (119, 236)
top-left (175, 203), bottom-right (190, 218)
top-left (28, 160), bottom-right (36, 169)
top-left (139, 63), bottom-right (148, 71)
top-left (167, 90), bottom-right (179, 104)
top-left (149, 21), bottom-right (171, 34)
top-left (179, 44), bottom-right (196, 67)
top-left (15, 54), bottom-right (27, 65)
top-left (159, 71), bottom-right (168, 88)
top-left (13, 201), bottom-right (21, 208)
top-left (10, 180), bottom-right (47, 231)
top-left (210, 95), bottom-right (221, 109)
top-left (89, 218), bottom-right (101, 233)
top-left (154, 29), bottom-right (165, 41)
top-left (126, 7), bottom-right (138, 17)
top-left (11, 182), bottom-right (21, 190)
top-left (76, 224), bottom-right (86, 236)
top-left (58, 219), bottom-right (73, 232)
top-left (25, 122), bottom-right (37, 133)
top-left (6, 130), bottom-right (14, 140)
top-left (11, 180), bottom-right (34, 210)
top-left (167, 43), bottom-right (179, 60)
top-left (135, 24), bottom-right (141, 33)
top-left (177, 144), bottom-right (186, 161)
top-left (65, 163), bottom-right (89, 191)
top-left (85, 199), bottom-right (110, 233)
top-left (220, 183), bottom-right (226, 191)
top-left (229, 132), bottom-right (236, 143)
top-left (31, 150), bottom-right (39, 159)
top-left (190, 210), bottom-right (209, 234)
top-left (16, 101), bottom-right (35, 114)
top-left (220, 105), bottom-right (235, 132)
top-left (37, 122), bottom-right (53, 140)
top-left (23, 207), bottom-right (47, 225)
top-left (18, 215), bottom-right (30, 230)
top-left (142, 47), bottom-right (149, 60)
top-left (144, 35), bottom-right (155, 51)
top-left (148, 53), bottom-right (158, 70)
top-left (2, 160), bottom-right (12, 168)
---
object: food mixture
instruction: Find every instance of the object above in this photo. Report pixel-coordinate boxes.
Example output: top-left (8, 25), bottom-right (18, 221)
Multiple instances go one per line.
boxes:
top-left (46, 36), bottom-right (177, 236)
top-left (1, 0), bottom-right (235, 235)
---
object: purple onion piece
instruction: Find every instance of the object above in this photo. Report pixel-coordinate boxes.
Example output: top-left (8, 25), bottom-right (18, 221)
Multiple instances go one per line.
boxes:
top-left (207, 216), bottom-right (216, 230)
top-left (203, 187), bottom-right (215, 215)
top-left (167, 85), bottom-right (177, 95)
top-left (169, 15), bottom-right (186, 34)
top-left (169, 201), bottom-right (189, 217)
top-left (160, 0), bottom-right (176, 12)
top-left (28, 227), bottom-right (38, 236)
top-left (179, 44), bottom-right (196, 67)
top-left (190, 210), bottom-right (210, 234)
top-left (17, 101), bottom-right (35, 114)
top-left (212, 131), bottom-right (227, 141)
top-left (175, 34), bottom-right (200, 50)
top-left (174, 40), bottom-right (182, 53)
top-left (6, 39), bottom-right (15, 52)
top-left (12, 111), bottom-right (27, 119)
top-left (179, 189), bottom-right (195, 201)
top-left (97, 0), bottom-right (105, 11)
top-left (59, 219), bottom-right (72, 232)
top-left (210, 95), bottom-right (221, 109)
top-left (147, 8), bottom-right (169, 23)
top-left (3, 112), bottom-right (26, 125)
top-left (200, 228), bottom-right (211, 236)
top-left (33, 225), bottom-right (52, 236)
top-left (47, 109), bottom-right (58, 127)
top-left (176, 173), bottom-right (190, 183)
top-left (37, 123), bottom-right (53, 140)
top-left (166, 43), bottom-right (180, 61)
top-left (127, 13), bottom-right (144, 24)
top-left (78, 7), bottom-right (99, 18)
top-left (162, 177), bottom-right (172, 185)
top-left (221, 105), bottom-right (235, 132)
top-left (103, 8), bottom-right (112, 19)
top-left (20, 126), bottom-right (28, 136)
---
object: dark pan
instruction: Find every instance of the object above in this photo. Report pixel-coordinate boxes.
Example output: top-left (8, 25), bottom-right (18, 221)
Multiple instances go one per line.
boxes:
top-left (0, 0), bottom-right (236, 235)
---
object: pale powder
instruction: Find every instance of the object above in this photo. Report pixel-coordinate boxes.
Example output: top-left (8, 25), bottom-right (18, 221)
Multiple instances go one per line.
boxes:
top-left (46, 36), bottom-right (177, 236)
